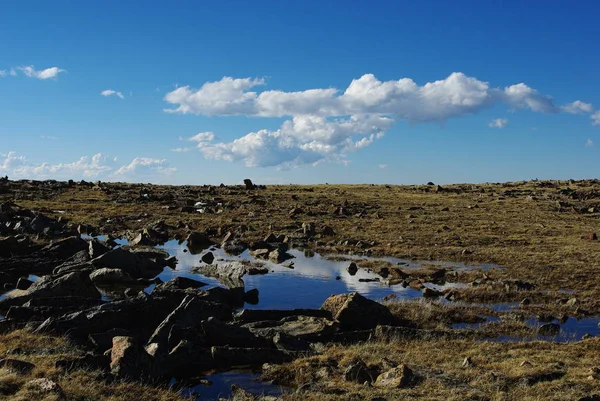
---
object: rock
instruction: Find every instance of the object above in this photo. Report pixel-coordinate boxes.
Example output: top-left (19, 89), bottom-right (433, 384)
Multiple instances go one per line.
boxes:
top-left (244, 288), bottom-right (259, 305)
top-left (272, 332), bottom-right (311, 352)
top-left (462, 357), bottom-right (473, 367)
top-left (344, 358), bottom-right (373, 384)
top-left (302, 222), bottom-right (315, 236)
top-left (222, 239), bottom-right (248, 256)
top-left (234, 309), bottom-right (332, 323)
top-left (520, 297), bottom-right (532, 306)
top-left (131, 232), bottom-right (157, 246)
top-left (538, 323), bottom-right (561, 336)
top-left (567, 298), bottom-right (578, 306)
top-left (588, 232), bottom-right (598, 241)
top-left (88, 239), bottom-right (110, 258)
top-left (201, 251), bottom-right (215, 264)
top-left (91, 247), bottom-right (163, 279)
top-left (148, 295), bottom-right (233, 352)
top-left (0, 358), bottom-right (36, 374)
top-left (26, 271), bottom-right (101, 299)
top-left (243, 179), bottom-right (256, 190)
top-left (41, 236), bottom-right (89, 259)
top-left (158, 276), bottom-right (208, 290)
top-left (374, 365), bottom-right (413, 388)
top-left (422, 288), bottom-right (442, 298)
top-left (186, 232), bottom-right (213, 253)
top-left (321, 292), bottom-right (393, 330)
top-left (15, 277), bottom-right (33, 290)
top-left (244, 316), bottom-right (338, 343)
top-left (89, 328), bottom-right (131, 351)
top-left (200, 317), bottom-right (270, 348)
top-left (89, 268), bottom-right (135, 285)
top-left (24, 378), bottom-right (65, 399)
top-left (163, 340), bottom-right (213, 378)
top-left (347, 262), bottom-right (358, 275)
top-left (110, 336), bottom-right (153, 378)
top-left (268, 249), bottom-right (294, 264)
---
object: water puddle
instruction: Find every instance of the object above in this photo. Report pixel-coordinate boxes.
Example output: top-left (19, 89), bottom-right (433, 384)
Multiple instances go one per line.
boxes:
top-left (180, 371), bottom-right (288, 400)
top-left (526, 316), bottom-right (600, 342)
top-left (330, 253), bottom-right (502, 271)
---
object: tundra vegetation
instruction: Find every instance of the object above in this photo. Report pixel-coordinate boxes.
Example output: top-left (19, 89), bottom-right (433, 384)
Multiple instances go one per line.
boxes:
top-left (0, 177), bottom-right (599, 400)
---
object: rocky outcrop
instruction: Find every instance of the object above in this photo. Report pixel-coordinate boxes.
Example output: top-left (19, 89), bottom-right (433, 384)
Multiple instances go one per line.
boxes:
top-left (321, 292), bottom-right (393, 330)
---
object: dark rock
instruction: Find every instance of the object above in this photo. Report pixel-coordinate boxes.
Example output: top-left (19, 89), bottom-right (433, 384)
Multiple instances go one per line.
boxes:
top-left (321, 293), bottom-right (393, 330)
top-left (244, 316), bottom-right (338, 343)
top-left (91, 248), bottom-right (163, 279)
top-left (211, 346), bottom-right (294, 369)
top-left (15, 277), bottom-right (33, 290)
top-left (89, 328), bottom-right (132, 351)
top-left (200, 317), bottom-right (270, 348)
top-left (88, 239), bottom-right (110, 259)
top-left (538, 323), bottom-right (561, 336)
top-left (201, 251), bottom-right (215, 264)
top-left (0, 358), bottom-right (36, 374)
top-left (186, 232), bottom-right (213, 253)
top-left (243, 179), bottom-right (256, 190)
top-left (157, 277), bottom-right (208, 291)
top-left (343, 358), bottom-right (373, 384)
top-left (347, 262), bottom-right (358, 275)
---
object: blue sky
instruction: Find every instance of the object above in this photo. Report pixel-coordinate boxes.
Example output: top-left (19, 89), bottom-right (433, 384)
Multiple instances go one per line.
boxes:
top-left (1, 1), bottom-right (599, 185)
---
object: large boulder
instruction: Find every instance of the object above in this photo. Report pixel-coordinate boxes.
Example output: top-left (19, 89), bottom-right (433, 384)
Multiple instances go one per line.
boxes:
top-left (110, 336), bottom-right (153, 378)
top-left (91, 248), bottom-right (163, 279)
top-left (27, 271), bottom-right (101, 299)
top-left (243, 315), bottom-right (338, 343)
top-left (321, 292), bottom-right (393, 330)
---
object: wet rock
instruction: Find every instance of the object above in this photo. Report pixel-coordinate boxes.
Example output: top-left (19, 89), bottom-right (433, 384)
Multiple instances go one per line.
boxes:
top-left (347, 262), bottom-right (358, 275)
top-left (538, 323), bottom-right (560, 336)
top-left (222, 239), bottom-right (249, 256)
top-left (89, 268), bottom-right (135, 285)
top-left (110, 336), bottom-right (153, 378)
top-left (234, 308), bottom-right (332, 323)
top-left (0, 358), bottom-right (36, 374)
top-left (272, 332), bottom-right (311, 352)
top-left (201, 251), bottom-right (215, 264)
top-left (344, 358), bottom-right (373, 384)
top-left (163, 340), bottom-right (213, 378)
top-left (41, 236), bottom-right (89, 259)
top-left (131, 232), bottom-right (156, 246)
top-left (321, 292), bottom-right (393, 330)
top-left (244, 288), bottom-right (259, 305)
top-left (24, 378), bottom-right (65, 399)
top-left (374, 365), bottom-right (413, 388)
top-left (15, 277), bottom-right (33, 290)
top-left (91, 247), bottom-right (163, 279)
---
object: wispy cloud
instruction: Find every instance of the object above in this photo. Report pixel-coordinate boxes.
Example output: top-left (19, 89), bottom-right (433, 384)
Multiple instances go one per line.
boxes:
top-left (19, 65), bottom-right (66, 80)
top-left (592, 111), bottom-right (600, 126)
top-left (0, 70), bottom-right (6, 77)
top-left (378, 164), bottom-right (388, 169)
top-left (164, 72), bottom-right (582, 168)
top-left (170, 147), bottom-right (192, 153)
top-left (488, 118), bottom-right (508, 128)
top-left (586, 139), bottom-right (594, 147)
top-left (101, 89), bottom-right (125, 99)
top-left (40, 135), bottom-right (58, 140)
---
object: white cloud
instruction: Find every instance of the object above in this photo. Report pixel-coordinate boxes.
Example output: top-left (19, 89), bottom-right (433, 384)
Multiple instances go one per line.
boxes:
top-left (0, 70), bottom-right (6, 77)
top-left (379, 164), bottom-right (388, 169)
top-left (488, 118), bottom-right (508, 128)
top-left (562, 100), bottom-right (593, 114)
top-left (19, 65), bottom-right (66, 80)
top-left (112, 157), bottom-right (176, 177)
top-left (40, 135), bottom-right (57, 140)
top-left (586, 139), bottom-right (594, 147)
top-left (170, 147), bottom-right (192, 152)
top-left (0, 152), bottom-right (175, 182)
top-left (164, 73), bottom-right (586, 168)
top-left (9, 69), bottom-right (17, 77)
top-left (592, 111), bottom-right (600, 126)
top-left (188, 132), bottom-right (216, 143)
top-left (101, 89), bottom-right (125, 99)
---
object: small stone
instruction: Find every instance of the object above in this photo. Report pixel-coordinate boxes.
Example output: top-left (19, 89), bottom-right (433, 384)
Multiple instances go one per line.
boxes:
top-left (538, 323), bottom-right (561, 337)
top-left (347, 262), bottom-right (358, 275)
top-left (201, 251), bottom-right (215, 264)
top-left (462, 357), bottom-right (473, 367)
top-left (520, 298), bottom-right (531, 305)
top-left (25, 378), bottom-right (65, 399)
top-left (374, 365), bottom-right (413, 388)
top-left (520, 360), bottom-right (532, 367)
top-left (0, 358), bottom-right (36, 374)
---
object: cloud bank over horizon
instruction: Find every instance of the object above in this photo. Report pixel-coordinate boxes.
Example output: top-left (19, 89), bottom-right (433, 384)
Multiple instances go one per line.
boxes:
top-left (0, 151), bottom-right (176, 182)
top-left (165, 72), bottom-right (596, 169)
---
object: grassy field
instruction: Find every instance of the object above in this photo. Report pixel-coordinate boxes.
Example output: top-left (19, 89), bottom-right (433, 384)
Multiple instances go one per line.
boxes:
top-left (3, 178), bottom-right (600, 400)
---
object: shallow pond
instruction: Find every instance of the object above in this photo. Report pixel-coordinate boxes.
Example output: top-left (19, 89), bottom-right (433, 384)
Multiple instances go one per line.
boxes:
top-left (180, 371), bottom-right (288, 400)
